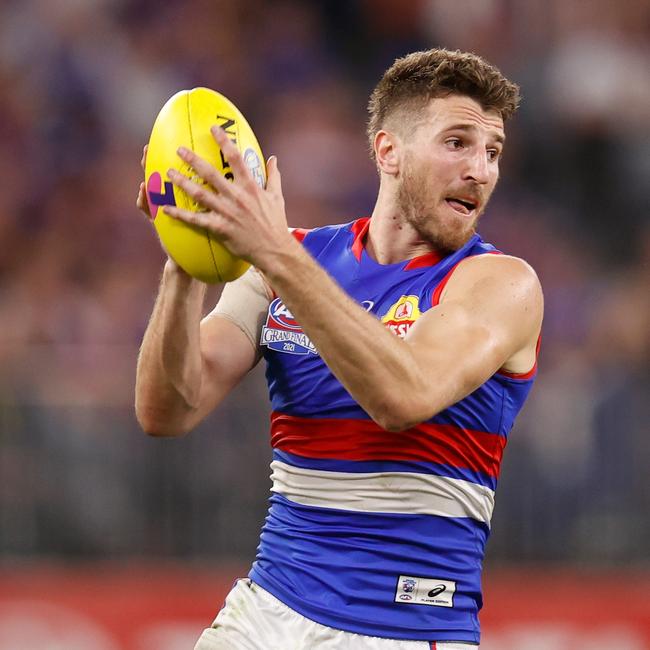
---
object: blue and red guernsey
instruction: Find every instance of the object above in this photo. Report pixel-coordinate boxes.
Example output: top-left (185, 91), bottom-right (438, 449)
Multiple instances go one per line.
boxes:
top-left (249, 218), bottom-right (537, 644)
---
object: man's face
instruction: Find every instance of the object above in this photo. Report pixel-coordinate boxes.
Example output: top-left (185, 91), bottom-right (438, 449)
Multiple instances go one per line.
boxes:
top-left (395, 94), bottom-right (505, 253)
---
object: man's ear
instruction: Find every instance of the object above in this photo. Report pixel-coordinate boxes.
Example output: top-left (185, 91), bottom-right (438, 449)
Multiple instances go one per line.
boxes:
top-left (374, 130), bottom-right (401, 176)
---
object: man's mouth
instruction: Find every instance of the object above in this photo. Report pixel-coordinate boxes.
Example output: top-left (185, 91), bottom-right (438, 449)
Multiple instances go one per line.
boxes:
top-left (445, 197), bottom-right (478, 215)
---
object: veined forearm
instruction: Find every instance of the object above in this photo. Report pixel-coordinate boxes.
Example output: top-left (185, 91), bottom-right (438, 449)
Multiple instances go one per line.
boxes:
top-left (261, 242), bottom-right (424, 428)
top-left (135, 261), bottom-right (207, 433)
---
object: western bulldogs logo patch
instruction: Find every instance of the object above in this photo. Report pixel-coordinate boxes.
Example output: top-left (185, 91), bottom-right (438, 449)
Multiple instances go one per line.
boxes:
top-left (261, 298), bottom-right (317, 355)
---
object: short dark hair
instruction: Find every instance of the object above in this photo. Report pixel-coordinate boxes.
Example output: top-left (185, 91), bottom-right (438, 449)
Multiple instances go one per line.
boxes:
top-left (367, 48), bottom-right (520, 158)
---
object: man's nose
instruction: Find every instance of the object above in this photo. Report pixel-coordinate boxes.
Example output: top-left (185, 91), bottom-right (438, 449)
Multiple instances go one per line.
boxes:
top-left (462, 149), bottom-right (490, 185)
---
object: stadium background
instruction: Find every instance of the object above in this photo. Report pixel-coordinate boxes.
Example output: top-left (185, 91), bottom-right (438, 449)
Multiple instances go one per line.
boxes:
top-left (0, 0), bottom-right (648, 648)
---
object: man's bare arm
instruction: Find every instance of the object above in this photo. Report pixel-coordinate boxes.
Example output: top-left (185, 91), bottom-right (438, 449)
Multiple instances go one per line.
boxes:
top-left (134, 143), bottom-right (267, 437)
top-left (135, 262), bottom-right (261, 437)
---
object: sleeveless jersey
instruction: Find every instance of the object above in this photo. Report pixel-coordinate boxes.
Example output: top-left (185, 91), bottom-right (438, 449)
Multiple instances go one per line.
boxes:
top-left (249, 218), bottom-right (537, 644)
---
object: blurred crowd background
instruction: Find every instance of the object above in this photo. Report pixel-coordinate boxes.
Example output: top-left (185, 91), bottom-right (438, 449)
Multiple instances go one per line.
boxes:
top-left (0, 0), bottom-right (648, 582)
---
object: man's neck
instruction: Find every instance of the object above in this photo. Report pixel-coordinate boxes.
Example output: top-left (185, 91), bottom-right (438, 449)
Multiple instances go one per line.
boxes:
top-left (366, 194), bottom-right (436, 265)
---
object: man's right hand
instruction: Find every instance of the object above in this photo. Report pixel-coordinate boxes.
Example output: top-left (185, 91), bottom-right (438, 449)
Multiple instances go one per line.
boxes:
top-left (137, 144), bottom-right (185, 273)
top-left (136, 144), bottom-right (153, 221)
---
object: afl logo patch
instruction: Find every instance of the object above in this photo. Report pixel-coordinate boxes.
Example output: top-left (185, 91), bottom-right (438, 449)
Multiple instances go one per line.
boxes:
top-left (267, 298), bottom-right (302, 331)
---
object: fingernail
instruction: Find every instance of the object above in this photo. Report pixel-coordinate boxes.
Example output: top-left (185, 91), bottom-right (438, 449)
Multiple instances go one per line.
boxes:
top-left (167, 168), bottom-right (176, 178)
top-left (177, 146), bottom-right (189, 156)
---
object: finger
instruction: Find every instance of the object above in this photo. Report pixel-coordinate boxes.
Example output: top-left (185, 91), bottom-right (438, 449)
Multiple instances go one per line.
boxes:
top-left (167, 168), bottom-right (218, 210)
top-left (210, 126), bottom-right (254, 185)
top-left (136, 182), bottom-right (145, 208)
top-left (162, 205), bottom-right (228, 235)
top-left (141, 144), bottom-right (148, 171)
top-left (167, 168), bottom-right (232, 214)
top-left (175, 146), bottom-right (235, 199)
top-left (136, 182), bottom-right (153, 220)
top-left (265, 155), bottom-right (283, 196)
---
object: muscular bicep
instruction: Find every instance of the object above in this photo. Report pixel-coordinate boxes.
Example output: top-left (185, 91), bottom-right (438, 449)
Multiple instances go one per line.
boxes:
top-left (403, 255), bottom-right (543, 416)
top-left (188, 268), bottom-right (272, 428)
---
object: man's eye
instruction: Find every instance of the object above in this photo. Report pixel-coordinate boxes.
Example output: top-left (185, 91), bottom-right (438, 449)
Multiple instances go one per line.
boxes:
top-left (487, 149), bottom-right (500, 161)
top-left (446, 138), bottom-right (462, 149)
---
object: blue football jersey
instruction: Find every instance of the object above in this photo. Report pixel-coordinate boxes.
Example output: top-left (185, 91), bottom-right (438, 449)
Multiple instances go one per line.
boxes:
top-left (249, 218), bottom-right (537, 643)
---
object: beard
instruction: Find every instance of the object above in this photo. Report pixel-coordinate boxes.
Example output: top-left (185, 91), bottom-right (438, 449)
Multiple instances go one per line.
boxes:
top-left (396, 157), bottom-right (485, 254)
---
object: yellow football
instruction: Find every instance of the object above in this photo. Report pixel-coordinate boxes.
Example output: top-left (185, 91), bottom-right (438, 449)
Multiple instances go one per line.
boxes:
top-left (145, 87), bottom-right (266, 283)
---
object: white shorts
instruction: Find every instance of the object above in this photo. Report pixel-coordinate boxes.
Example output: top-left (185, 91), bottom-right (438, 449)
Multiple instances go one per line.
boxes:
top-left (193, 578), bottom-right (478, 650)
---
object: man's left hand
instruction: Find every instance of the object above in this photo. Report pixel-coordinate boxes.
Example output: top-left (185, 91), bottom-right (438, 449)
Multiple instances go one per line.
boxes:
top-left (163, 126), bottom-right (294, 271)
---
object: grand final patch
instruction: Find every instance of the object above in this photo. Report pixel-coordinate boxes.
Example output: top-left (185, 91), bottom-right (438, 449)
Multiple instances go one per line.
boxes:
top-left (381, 295), bottom-right (423, 338)
top-left (261, 298), bottom-right (317, 355)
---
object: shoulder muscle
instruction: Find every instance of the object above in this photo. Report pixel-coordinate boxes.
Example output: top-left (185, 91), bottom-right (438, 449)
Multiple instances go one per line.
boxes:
top-left (434, 253), bottom-right (543, 372)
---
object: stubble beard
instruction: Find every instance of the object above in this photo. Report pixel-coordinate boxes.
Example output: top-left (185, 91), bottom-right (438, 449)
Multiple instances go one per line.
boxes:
top-left (396, 162), bottom-right (484, 255)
